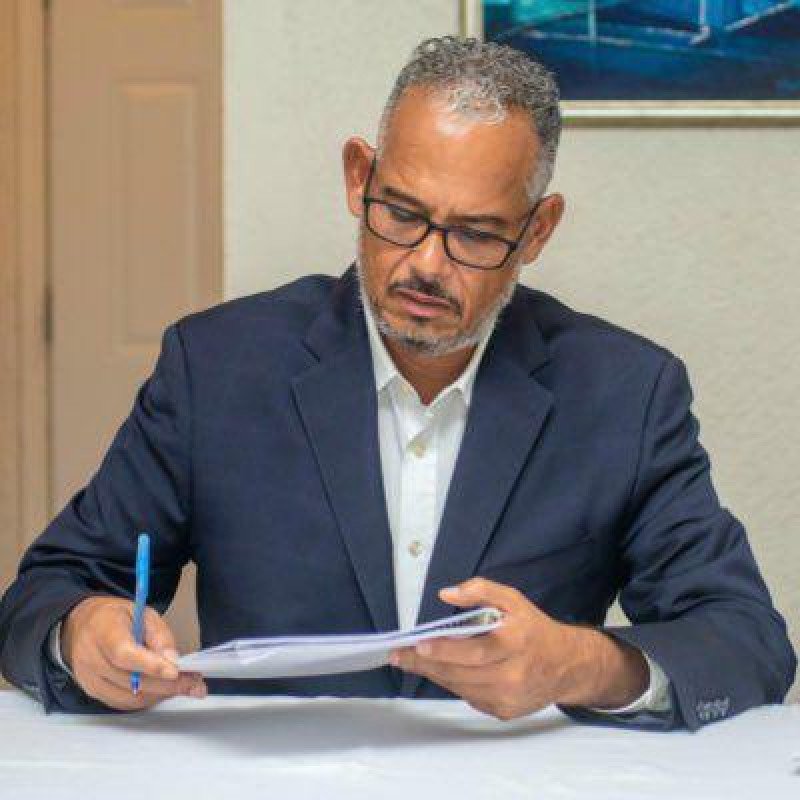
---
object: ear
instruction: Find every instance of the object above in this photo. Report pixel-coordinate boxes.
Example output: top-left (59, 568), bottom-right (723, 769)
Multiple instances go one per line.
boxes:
top-left (518, 193), bottom-right (565, 266)
top-left (343, 137), bottom-right (375, 219)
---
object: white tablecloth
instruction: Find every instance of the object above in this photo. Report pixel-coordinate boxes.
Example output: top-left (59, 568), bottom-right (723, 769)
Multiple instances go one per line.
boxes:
top-left (0, 691), bottom-right (797, 799)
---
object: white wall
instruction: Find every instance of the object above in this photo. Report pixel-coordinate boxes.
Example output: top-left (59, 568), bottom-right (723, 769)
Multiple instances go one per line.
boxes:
top-left (225, 1), bottom-right (799, 700)
top-left (224, 0), bottom-right (455, 297)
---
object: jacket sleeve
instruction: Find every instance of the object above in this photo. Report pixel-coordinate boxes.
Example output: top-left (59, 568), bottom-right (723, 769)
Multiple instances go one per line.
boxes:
top-left (562, 356), bottom-right (796, 731)
top-left (0, 324), bottom-right (192, 713)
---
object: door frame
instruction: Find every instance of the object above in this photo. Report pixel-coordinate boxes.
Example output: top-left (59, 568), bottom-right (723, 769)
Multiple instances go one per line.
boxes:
top-left (0, 0), bottom-right (49, 577)
top-left (2, 0), bottom-right (220, 656)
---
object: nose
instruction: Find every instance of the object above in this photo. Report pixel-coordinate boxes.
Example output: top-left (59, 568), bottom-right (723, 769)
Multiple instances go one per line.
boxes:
top-left (412, 224), bottom-right (453, 280)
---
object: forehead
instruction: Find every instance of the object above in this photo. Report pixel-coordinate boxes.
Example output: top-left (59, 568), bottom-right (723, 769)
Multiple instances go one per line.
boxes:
top-left (378, 87), bottom-right (539, 211)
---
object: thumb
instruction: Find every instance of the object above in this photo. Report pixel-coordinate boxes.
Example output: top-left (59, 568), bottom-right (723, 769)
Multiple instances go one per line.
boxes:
top-left (438, 577), bottom-right (521, 614)
top-left (143, 606), bottom-right (179, 662)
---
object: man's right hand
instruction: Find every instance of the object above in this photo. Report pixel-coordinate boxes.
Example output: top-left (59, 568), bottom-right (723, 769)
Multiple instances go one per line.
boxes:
top-left (61, 596), bottom-right (207, 711)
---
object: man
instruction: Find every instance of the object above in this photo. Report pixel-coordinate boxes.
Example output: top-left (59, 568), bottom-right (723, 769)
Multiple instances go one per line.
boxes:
top-left (0, 37), bottom-right (795, 729)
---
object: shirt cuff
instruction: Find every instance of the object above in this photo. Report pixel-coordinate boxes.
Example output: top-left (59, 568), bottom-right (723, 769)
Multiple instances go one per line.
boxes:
top-left (590, 649), bottom-right (672, 715)
top-left (47, 619), bottom-right (75, 679)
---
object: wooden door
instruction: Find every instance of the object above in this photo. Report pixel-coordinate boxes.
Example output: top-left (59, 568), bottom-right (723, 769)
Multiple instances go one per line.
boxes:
top-left (49, 0), bottom-right (222, 652)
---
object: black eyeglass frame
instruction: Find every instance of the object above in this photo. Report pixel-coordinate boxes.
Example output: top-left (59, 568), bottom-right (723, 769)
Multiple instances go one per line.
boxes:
top-left (361, 159), bottom-right (540, 271)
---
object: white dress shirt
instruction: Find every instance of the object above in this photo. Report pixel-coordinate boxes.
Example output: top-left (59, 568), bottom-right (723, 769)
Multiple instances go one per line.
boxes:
top-left (49, 305), bottom-right (670, 715)
top-left (363, 304), bottom-right (670, 715)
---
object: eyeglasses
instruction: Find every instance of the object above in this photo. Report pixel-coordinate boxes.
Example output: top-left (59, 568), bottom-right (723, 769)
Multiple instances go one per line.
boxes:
top-left (362, 159), bottom-right (539, 271)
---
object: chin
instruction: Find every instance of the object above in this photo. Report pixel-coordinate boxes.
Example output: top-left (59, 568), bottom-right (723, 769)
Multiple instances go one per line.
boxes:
top-left (392, 312), bottom-right (458, 341)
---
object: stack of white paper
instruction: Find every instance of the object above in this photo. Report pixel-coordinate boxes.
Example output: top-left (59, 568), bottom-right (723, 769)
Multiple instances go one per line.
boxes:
top-left (177, 607), bottom-right (502, 679)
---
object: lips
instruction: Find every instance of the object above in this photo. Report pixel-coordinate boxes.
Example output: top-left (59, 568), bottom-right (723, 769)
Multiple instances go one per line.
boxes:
top-left (394, 288), bottom-right (453, 318)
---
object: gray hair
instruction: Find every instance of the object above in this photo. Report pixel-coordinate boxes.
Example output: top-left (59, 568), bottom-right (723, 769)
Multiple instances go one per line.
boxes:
top-left (378, 36), bottom-right (562, 202)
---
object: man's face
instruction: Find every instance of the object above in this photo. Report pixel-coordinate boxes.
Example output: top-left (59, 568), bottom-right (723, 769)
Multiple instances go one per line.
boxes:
top-left (344, 87), bottom-right (562, 357)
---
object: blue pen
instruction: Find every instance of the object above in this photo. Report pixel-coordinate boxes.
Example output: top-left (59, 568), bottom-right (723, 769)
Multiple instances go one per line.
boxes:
top-left (130, 532), bottom-right (150, 694)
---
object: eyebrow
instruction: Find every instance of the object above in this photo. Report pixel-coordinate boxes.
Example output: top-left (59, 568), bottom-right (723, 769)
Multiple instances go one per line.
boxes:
top-left (381, 184), bottom-right (509, 229)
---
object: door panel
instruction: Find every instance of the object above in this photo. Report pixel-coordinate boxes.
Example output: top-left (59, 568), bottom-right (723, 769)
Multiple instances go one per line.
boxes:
top-left (49, 0), bottom-right (222, 652)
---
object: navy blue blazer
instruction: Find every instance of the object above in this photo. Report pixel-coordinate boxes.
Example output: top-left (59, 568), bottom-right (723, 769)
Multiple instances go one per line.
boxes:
top-left (0, 267), bottom-right (795, 729)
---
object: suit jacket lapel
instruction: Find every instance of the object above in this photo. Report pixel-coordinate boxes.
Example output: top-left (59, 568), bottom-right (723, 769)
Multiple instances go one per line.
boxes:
top-left (290, 268), bottom-right (554, 696)
top-left (403, 294), bottom-right (553, 695)
top-left (291, 269), bottom-right (398, 634)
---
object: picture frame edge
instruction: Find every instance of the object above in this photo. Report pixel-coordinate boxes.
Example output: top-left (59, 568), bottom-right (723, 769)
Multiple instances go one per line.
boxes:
top-left (458, 0), bottom-right (800, 126)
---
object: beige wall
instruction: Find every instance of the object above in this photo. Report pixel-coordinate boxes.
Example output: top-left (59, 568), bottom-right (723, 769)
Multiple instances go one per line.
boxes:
top-left (224, 1), bottom-right (799, 700)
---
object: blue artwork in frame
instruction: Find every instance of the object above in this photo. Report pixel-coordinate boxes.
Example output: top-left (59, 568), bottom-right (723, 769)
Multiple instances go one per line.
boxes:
top-left (462, 0), bottom-right (800, 116)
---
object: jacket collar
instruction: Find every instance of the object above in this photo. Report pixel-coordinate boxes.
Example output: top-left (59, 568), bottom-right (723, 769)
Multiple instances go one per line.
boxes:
top-left (302, 265), bottom-right (551, 375)
top-left (292, 266), bottom-right (553, 664)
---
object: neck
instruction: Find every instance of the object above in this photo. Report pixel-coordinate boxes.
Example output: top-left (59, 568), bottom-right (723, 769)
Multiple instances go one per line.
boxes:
top-left (384, 337), bottom-right (475, 405)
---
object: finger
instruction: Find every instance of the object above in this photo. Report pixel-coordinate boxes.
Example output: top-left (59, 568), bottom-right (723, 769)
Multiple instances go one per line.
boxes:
top-left (80, 632), bottom-right (206, 699)
top-left (101, 655), bottom-right (206, 698)
top-left (143, 607), bottom-right (179, 662)
top-left (79, 669), bottom-right (158, 711)
top-left (411, 635), bottom-right (508, 667)
top-left (142, 672), bottom-right (207, 698)
top-left (439, 578), bottom-right (525, 614)
top-left (133, 672), bottom-right (207, 698)
top-left (464, 692), bottom-right (530, 722)
top-left (465, 696), bottom-right (496, 718)
top-left (389, 649), bottom-right (532, 721)
top-left (391, 648), bottom-right (499, 688)
top-left (92, 673), bottom-right (164, 711)
top-left (98, 623), bottom-right (180, 681)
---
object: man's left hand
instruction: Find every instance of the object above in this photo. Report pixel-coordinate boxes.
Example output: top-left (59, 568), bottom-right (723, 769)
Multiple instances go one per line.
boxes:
top-left (389, 578), bottom-right (648, 721)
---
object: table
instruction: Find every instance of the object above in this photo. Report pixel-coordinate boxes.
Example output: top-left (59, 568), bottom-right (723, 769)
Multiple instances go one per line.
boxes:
top-left (0, 692), bottom-right (798, 799)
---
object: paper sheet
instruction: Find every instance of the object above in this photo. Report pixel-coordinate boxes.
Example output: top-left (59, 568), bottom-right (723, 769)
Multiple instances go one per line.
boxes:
top-left (176, 607), bottom-right (502, 679)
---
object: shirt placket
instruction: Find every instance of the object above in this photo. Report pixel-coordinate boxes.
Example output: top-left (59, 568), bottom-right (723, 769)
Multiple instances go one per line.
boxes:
top-left (396, 392), bottom-right (438, 630)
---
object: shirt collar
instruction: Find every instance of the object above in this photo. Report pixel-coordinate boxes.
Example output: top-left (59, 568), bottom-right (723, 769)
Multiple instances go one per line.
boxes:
top-left (363, 301), bottom-right (493, 409)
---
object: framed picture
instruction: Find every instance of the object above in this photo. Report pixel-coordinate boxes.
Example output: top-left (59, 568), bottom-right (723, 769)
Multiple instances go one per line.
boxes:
top-left (460, 0), bottom-right (800, 121)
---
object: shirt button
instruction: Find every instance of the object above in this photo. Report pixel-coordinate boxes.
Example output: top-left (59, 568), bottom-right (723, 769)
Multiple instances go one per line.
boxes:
top-left (408, 540), bottom-right (425, 558)
top-left (410, 439), bottom-right (426, 458)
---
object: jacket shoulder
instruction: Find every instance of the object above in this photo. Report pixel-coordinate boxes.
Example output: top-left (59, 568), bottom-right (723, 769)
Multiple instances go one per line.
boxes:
top-left (519, 285), bottom-right (675, 371)
top-left (173, 273), bottom-right (338, 348)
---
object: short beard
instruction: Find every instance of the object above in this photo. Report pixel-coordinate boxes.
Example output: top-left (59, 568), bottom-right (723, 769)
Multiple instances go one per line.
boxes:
top-left (355, 230), bottom-right (519, 358)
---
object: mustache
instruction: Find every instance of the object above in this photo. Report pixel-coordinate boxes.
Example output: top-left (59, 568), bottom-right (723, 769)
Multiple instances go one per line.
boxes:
top-left (389, 273), bottom-right (461, 315)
